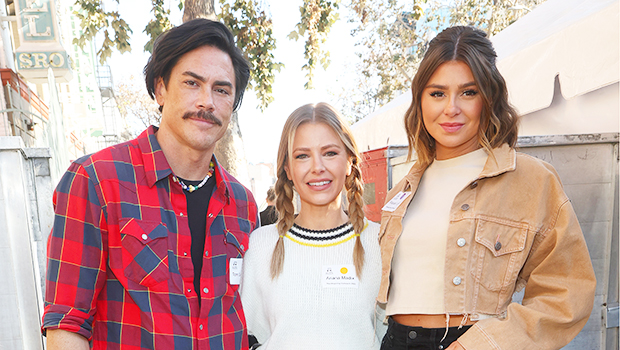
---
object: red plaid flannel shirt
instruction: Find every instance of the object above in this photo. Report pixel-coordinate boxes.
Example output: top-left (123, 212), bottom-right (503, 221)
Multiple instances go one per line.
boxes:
top-left (43, 126), bottom-right (258, 349)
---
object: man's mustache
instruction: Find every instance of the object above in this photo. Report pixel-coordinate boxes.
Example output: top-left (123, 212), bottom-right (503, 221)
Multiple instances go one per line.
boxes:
top-left (182, 110), bottom-right (223, 126)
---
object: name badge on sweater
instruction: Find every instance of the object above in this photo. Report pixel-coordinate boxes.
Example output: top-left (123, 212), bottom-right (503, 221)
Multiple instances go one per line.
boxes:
top-left (229, 258), bottom-right (243, 285)
top-left (382, 191), bottom-right (412, 212)
top-left (322, 265), bottom-right (358, 288)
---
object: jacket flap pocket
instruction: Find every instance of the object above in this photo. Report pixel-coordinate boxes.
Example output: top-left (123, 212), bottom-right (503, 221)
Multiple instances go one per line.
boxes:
top-left (120, 218), bottom-right (168, 245)
top-left (475, 218), bottom-right (528, 257)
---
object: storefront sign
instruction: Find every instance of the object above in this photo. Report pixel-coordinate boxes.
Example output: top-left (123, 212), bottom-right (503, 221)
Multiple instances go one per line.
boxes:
top-left (19, 0), bottom-right (55, 42)
top-left (14, 0), bottom-right (72, 82)
top-left (18, 51), bottom-right (70, 69)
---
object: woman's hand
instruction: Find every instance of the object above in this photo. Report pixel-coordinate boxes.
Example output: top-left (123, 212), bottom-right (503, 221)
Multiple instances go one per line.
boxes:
top-left (446, 340), bottom-right (465, 350)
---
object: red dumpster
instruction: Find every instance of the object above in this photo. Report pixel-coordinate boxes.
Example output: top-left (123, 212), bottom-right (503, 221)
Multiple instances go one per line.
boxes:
top-left (360, 146), bottom-right (408, 222)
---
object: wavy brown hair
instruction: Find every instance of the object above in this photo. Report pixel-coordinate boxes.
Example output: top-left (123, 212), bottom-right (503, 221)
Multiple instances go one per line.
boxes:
top-left (405, 26), bottom-right (519, 166)
top-left (271, 103), bottom-right (366, 279)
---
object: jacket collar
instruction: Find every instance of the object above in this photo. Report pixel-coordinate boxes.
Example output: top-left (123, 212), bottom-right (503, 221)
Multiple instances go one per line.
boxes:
top-left (478, 143), bottom-right (517, 179)
top-left (402, 143), bottom-right (517, 190)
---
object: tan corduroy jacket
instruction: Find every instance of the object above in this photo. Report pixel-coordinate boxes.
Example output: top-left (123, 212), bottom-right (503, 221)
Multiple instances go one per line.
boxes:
top-left (377, 144), bottom-right (596, 350)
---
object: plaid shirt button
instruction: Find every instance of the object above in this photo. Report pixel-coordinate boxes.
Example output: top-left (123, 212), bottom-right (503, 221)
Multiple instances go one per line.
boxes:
top-left (141, 234), bottom-right (148, 240)
top-left (203, 288), bottom-right (209, 294)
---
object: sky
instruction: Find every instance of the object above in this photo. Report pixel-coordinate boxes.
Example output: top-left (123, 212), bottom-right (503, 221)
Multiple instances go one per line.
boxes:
top-left (107, 0), bottom-right (359, 165)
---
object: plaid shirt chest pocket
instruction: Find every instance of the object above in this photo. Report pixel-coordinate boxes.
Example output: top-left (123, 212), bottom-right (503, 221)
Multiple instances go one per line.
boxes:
top-left (119, 218), bottom-right (171, 287)
top-left (224, 229), bottom-right (248, 258)
top-left (222, 212), bottom-right (251, 258)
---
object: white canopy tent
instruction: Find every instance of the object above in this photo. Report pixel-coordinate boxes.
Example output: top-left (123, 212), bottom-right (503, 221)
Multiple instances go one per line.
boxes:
top-left (351, 0), bottom-right (620, 150)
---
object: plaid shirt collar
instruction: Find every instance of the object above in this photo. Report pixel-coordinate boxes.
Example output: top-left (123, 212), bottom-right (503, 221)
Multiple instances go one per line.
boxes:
top-left (139, 125), bottom-right (231, 201)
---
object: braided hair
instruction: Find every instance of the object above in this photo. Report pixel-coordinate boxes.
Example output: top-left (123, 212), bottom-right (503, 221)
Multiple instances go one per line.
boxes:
top-left (270, 103), bottom-right (366, 279)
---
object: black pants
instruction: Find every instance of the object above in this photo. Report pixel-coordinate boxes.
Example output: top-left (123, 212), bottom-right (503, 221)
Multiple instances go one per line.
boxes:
top-left (380, 317), bottom-right (471, 350)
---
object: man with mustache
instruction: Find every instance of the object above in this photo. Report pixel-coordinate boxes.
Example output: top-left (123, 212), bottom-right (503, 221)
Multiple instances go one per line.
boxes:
top-left (42, 19), bottom-right (258, 350)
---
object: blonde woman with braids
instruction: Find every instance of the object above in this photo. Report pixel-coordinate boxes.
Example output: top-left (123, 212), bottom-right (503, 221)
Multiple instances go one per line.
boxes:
top-left (378, 26), bottom-right (595, 350)
top-left (240, 103), bottom-right (385, 349)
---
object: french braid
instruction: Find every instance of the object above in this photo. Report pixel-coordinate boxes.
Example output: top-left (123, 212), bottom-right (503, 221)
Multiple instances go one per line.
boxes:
top-left (345, 156), bottom-right (366, 279)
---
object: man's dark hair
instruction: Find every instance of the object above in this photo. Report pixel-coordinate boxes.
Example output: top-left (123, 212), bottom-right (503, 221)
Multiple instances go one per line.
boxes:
top-left (144, 18), bottom-right (251, 111)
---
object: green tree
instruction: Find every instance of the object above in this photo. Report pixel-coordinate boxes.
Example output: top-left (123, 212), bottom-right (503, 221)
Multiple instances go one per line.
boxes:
top-left (73, 0), bottom-right (281, 179)
top-left (73, 0), bottom-right (281, 111)
top-left (73, 0), bottom-right (343, 107)
top-left (340, 0), bottom-right (547, 122)
top-left (288, 0), bottom-right (340, 89)
top-left (72, 0), bottom-right (337, 178)
top-left (218, 0), bottom-right (283, 109)
top-left (115, 76), bottom-right (161, 141)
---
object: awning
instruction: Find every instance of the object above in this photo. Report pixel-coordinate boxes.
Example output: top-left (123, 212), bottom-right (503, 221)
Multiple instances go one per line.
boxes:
top-left (491, 0), bottom-right (619, 115)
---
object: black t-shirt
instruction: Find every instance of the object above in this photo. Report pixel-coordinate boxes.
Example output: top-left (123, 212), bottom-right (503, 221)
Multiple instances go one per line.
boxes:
top-left (259, 205), bottom-right (278, 226)
top-left (178, 175), bottom-right (216, 307)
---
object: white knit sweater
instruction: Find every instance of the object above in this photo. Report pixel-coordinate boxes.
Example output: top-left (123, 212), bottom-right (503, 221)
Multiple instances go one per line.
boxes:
top-left (240, 220), bottom-right (385, 350)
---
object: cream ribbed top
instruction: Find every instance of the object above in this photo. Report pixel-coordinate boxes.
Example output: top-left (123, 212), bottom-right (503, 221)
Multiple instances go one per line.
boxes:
top-left (386, 148), bottom-right (487, 316)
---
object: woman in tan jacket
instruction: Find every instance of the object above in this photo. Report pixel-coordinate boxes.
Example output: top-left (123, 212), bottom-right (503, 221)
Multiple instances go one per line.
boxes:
top-left (378, 26), bottom-right (596, 350)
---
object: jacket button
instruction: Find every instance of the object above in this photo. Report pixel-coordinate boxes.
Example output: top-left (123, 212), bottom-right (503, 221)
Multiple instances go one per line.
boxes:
top-left (460, 204), bottom-right (470, 211)
top-left (408, 330), bottom-right (417, 339)
top-left (470, 181), bottom-right (478, 189)
top-left (453, 276), bottom-right (462, 285)
top-left (457, 238), bottom-right (466, 247)
top-left (495, 242), bottom-right (502, 251)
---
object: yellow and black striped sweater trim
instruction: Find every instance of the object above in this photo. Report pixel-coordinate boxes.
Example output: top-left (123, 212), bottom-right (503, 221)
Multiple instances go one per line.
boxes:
top-left (285, 221), bottom-right (368, 247)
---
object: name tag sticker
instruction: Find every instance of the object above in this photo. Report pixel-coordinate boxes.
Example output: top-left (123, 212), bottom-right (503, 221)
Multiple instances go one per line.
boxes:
top-left (229, 258), bottom-right (243, 285)
top-left (322, 264), bottom-right (358, 288)
top-left (382, 191), bottom-right (412, 212)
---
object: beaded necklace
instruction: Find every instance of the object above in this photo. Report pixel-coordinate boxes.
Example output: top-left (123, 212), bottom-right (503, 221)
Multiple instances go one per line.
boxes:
top-left (172, 161), bottom-right (215, 193)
